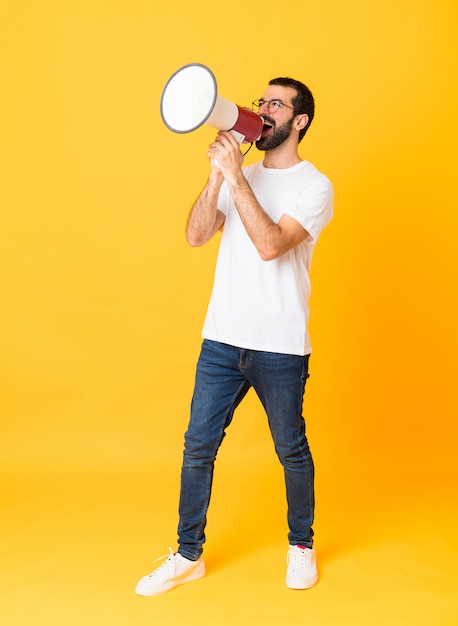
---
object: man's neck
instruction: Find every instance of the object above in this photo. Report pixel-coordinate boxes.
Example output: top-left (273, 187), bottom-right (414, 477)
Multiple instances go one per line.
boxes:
top-left (262, 142), bottom-right (302, 169)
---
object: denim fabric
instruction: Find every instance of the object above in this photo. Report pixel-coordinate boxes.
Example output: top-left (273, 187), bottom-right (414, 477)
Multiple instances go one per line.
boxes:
top-left (177, 339), bottom-right (315, 561)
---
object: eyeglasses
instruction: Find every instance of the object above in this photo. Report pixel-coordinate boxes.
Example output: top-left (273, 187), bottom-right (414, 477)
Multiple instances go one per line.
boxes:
top-left (252, 99), bottom-right (296, 114)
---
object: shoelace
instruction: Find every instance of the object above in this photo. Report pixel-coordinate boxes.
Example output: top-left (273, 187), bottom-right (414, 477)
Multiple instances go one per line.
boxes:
top-left (147, 547), bottom-right (176, 578)
top-left (289, 546), bottom-right (309, 571)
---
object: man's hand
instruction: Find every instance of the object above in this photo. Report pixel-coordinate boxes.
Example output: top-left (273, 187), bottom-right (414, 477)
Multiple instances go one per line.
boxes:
top-left (207, 131), bottom-right (244, 179)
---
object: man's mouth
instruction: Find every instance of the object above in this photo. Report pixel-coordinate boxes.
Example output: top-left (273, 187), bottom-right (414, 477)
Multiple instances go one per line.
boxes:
top-left (261, 116), bottom-right (275, 137)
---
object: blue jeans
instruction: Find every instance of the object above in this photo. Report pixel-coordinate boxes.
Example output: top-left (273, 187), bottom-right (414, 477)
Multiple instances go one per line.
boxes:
top-left (177, 339), bottom-right (314, 561)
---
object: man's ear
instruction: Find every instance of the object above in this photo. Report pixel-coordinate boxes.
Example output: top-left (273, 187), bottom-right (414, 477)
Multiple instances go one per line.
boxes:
top-left (295, 114), bottom-right (309, 132)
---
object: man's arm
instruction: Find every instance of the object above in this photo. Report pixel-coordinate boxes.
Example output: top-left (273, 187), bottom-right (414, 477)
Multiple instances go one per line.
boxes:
top-left (224, 171), bottom-right (309, 261)
top-left (207, 132), bottom-right (309, 261)
top-left (186, 170), bottom-right (226, 247)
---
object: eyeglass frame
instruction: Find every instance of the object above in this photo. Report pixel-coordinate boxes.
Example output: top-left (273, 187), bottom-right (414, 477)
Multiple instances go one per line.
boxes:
top-left (251, 98), bottom-right (298, 114)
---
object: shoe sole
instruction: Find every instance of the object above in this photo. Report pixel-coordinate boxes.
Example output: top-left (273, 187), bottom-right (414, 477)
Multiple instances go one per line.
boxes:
top-left (286, 574), bottom-right (318, 590)
top-left (136, 559), bottom-right (206, 597)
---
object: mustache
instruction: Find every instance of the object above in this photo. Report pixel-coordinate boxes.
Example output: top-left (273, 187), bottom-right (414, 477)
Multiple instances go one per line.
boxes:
top-left (261, 115), bottom-right (276, 128)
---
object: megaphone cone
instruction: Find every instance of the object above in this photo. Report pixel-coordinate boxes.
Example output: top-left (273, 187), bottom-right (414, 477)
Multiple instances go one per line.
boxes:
top-left (160, 63), bottom-right (263, 143)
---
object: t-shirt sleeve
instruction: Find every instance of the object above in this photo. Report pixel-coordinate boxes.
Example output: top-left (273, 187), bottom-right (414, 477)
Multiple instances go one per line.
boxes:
top-left (284, 175), bottom-right (334, 244)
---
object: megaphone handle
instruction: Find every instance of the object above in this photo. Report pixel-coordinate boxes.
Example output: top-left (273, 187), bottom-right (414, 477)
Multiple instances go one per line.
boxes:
top-left (229, 129), bottom-right (246, 143)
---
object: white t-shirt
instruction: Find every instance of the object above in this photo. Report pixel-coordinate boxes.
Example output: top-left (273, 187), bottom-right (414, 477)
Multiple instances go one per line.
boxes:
top-left (201, 160), bottom-right (334, 356)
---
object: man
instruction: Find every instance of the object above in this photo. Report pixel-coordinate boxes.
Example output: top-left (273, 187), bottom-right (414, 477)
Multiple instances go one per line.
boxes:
top-left (136, 76), bottom-right (333, 596)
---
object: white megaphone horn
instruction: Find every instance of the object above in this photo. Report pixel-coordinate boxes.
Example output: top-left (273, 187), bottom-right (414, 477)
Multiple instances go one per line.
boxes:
top-left (160, 63), bottom-right (263, 144)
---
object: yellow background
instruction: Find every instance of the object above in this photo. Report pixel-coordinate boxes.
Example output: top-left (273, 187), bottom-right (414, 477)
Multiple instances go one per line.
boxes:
top-left (1, 1), bottom-right (457, 625)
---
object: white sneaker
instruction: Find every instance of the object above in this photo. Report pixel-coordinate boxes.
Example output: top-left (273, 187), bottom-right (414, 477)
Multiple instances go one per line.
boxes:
top-left (286, 545), bottom-right (318, 589)
top-left (135, 548), bottom-right (206, 596)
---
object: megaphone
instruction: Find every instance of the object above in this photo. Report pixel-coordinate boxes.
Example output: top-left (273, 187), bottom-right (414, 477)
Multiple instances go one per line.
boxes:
top-left (160, 63), bottom-right (263, 144)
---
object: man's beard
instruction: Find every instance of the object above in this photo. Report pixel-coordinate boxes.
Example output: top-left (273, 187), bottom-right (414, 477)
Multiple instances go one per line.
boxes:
top-left (255, 116), bottom-right (294, 151)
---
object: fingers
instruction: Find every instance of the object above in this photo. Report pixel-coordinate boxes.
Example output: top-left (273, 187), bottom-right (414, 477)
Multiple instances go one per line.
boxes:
top-left (211, 131), bottom-right (239, 151)
top-left (216, 130), bottom-right (238, 147)
top-left (207, 131), bottom-right (242, 166)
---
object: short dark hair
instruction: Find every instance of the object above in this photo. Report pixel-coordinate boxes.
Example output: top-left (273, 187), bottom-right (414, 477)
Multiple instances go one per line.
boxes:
top-left (269, 77), bottom-right (315, 142)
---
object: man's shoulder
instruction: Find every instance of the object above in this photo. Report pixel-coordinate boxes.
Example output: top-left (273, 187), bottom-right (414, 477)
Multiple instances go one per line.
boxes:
top-left (299, 161), bottom-right (333, 191)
